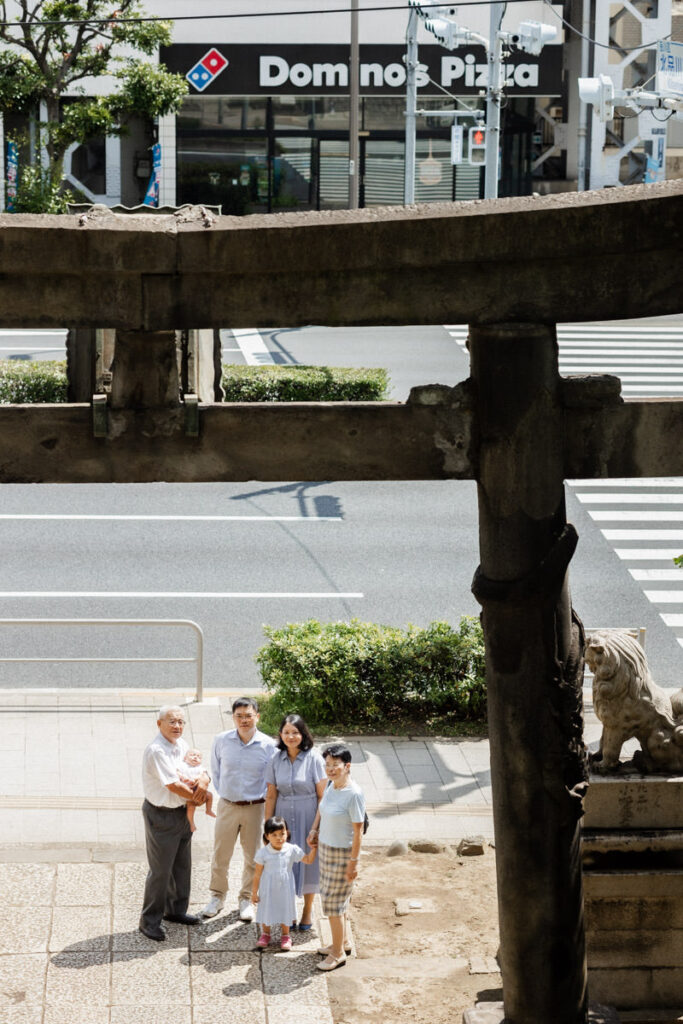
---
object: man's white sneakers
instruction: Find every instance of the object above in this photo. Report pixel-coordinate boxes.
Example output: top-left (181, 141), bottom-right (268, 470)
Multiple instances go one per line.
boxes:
top-left (201, 895), bottom-right (224, 918)
top-left (239, 900), bottom-right (255, 922)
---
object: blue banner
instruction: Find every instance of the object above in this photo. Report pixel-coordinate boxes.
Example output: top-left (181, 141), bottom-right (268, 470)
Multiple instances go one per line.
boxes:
top-left (143, 143), bottom-right (161, 207)
top-left (6, 140), bottom-right (18, 212)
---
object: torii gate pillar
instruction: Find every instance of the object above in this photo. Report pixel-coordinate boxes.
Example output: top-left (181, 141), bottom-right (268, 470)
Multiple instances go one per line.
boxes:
top-left (470, 323), bottom-right (588, 1024)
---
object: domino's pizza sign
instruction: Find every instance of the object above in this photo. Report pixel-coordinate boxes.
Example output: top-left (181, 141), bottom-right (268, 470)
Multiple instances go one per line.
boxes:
top-left (186, 48), bottom-right (229, 92)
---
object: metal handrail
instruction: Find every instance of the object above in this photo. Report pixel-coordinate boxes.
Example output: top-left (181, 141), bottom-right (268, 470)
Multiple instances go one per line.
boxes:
top-left (0, 618), bottom-right (204, 701)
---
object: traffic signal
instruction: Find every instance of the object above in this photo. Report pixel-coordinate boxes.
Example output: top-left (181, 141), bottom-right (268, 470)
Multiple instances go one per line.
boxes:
top-left (424, 16), bottom-right (457, 48)
top-left (468, 126), bottom-right (486, 164)
top-left (512, 20), bottom-right (558, 56)
top-left (578, 74), bottom-right (615, 122)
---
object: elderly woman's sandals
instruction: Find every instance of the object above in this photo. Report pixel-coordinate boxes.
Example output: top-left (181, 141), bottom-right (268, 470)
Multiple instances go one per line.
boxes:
top-left (317, 952), bottom-right (347, 971)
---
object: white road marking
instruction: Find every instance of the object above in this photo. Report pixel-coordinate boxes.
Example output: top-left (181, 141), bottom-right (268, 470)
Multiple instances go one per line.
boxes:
top-left (0, 591), bottom-right (364, 599)
top-left (603, 529), bottom-right (683, 540)
top-left (0, 330), bottom-right (66, 336)
top-left (644, 591), bottom-right (683, 602)
top-left (0, 514), bottom-right (342, 522)
top-left (577, 493), bottom-right (683, 503)
top-left (0, 346), bottom-right (65, 352)
top-left (231, 328), bottom-right (275, 366)
top-left (615, 549), bottom-right (683, 559)
top-left (591, 511), bottom-right (683, 521)
top-left (630, 569), bottom-right (683, 580)
top-left (569, 479), bottom-right (683, 487)
top-left (662, 615), bottom-right (683, 626)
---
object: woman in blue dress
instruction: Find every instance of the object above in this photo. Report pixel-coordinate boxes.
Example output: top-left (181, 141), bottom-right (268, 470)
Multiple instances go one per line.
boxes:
top-left (264, 713), bottom-right (326, 929)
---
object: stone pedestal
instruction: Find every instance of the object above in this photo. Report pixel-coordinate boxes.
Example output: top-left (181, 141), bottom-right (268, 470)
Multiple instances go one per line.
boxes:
top-left (583, 772), bottom-right (683, 1011)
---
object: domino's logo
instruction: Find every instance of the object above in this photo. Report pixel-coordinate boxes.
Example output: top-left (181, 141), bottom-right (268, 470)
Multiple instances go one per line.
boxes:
top-left (186, 48), bottom-right (229, 92)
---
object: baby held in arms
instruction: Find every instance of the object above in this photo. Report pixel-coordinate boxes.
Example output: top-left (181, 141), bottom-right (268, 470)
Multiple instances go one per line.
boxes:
top-left (179, 749), bottom-right (216, 832)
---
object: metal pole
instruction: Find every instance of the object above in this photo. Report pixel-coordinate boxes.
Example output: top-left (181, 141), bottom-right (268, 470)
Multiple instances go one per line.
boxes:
top-left (484, 2), bottom-right (505, 200)
top-left (577, 0), bottom-right (591, 191)
top-left (349, 0), bottom-right (360, 209)
top-left (404, 8), bottom-right (418, 204)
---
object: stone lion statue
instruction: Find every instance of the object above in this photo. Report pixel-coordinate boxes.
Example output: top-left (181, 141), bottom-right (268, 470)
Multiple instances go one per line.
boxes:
top-left (585, 629), bottom-right (683, 773)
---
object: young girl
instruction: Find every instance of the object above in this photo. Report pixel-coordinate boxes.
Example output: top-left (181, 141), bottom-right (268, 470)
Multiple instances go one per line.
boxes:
top-left (251, 816), bottom-right (317, 950)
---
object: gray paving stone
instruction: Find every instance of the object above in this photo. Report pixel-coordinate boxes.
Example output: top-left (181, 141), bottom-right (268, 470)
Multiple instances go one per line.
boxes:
top-left (112, 906), bottom-right (189, 950)
top-left (44, 1004), bottom-right (109, 1024)
top-left (110, 1008), bottom-right (190, 1024)
top-left (189, 950), bottom-right (261, 1003)
top-left (0, 863), bottom-right (55, 905)
top-left (49, 906), bottom-right (112, 952)
top-left (190, 914), bottom-right (259, 952)
top-left (0, 906), bottom-right (51, 953)
top-left (55, 863), bottom-right (112, 906)
top-left (0, 953), bottom-right (47, 1011)
top-left (261, 948), bottom-right (329, 1003)
top-left (111, 950), bottom-right (191, 1005)
top-left (45, 951), bottom-right (110, 1005)
top-left (113, 862), bottom-right (147, 906)
top-left (192, 999), bottom-right (266, 1024)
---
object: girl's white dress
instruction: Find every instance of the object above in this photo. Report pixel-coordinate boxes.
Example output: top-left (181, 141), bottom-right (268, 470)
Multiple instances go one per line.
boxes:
top-left (254, 842), bottom-right (305, 926)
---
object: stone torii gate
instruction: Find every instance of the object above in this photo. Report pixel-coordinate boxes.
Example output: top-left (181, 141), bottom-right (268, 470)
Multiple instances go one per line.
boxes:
top-left (1, 180), bottom-right (682, 1024)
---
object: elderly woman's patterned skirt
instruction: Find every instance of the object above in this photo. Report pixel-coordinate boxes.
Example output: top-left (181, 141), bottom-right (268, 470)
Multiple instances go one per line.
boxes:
top-left (318, 842), bottom-right (354, 916)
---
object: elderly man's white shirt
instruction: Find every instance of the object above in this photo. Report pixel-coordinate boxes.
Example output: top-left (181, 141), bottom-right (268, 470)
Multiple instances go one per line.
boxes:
top-left (142, 732), bottom-right (189, 808)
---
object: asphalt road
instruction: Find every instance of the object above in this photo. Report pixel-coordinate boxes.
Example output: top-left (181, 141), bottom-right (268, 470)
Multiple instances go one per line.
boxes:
top-left (0, 322), bottom-right (681, 691)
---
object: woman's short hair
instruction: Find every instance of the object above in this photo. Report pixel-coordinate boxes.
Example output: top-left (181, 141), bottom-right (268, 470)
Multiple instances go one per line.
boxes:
top-left (263, 815), bottom-right (290, 843)
top-left (276, 713), bottom-right (314, 752)
top-left (322, 743), bottom-right (352, 764)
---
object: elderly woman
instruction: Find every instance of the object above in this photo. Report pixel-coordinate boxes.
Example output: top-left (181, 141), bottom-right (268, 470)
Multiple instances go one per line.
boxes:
top-left (264, 713), bottom-right (326, 929)
top-left (307, 742), bottom-right (366, 972)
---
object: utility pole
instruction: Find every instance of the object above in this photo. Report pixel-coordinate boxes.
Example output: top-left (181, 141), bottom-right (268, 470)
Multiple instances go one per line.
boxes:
top-left (404, 7), bottom-right (418, 204)
top-left (484, 3), bottom-right (505, 199)
top-left (348, 0), bottom-right (360, 209)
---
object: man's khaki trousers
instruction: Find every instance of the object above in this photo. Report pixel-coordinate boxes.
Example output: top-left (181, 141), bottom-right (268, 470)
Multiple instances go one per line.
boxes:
top-left (209, 798), bottom-right (265, 902)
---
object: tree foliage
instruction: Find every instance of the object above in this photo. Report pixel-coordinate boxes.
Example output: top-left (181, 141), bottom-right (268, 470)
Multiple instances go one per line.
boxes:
top-left (0, 0), bottom-right (187, 186)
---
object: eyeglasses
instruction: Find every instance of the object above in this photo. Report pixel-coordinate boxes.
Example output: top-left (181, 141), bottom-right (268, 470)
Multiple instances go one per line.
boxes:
top-left (234, 713), bottom-right (256, 721)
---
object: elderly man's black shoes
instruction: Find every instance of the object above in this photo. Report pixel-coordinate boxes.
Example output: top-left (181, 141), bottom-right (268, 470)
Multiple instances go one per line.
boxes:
top-left (164, 913), bottom-right (201, 925)
top-left (139, 924), bottom-right (166, 941)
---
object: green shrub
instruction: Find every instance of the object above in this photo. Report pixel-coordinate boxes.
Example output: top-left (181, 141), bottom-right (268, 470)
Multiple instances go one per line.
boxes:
top-left (221, 365), bottom-right (389, 402)
top-left (255, 617), bottom-right (486, 732)
top-left (0, 360), bottom-right (67, 403)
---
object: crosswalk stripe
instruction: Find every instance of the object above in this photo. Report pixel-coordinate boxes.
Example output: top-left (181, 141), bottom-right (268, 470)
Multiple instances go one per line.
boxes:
top-left (577, 493), bottom-right (683, 503)
top-left (630, 569), bottom-right (683, 580)
top-left (614, 549), bottom-right (683, 559)
top-left (603, 529), bottom-right (683, 539)
top-left (446, 319), bottom-right (683, 650)
top-left (592, 512), bottom-right (683, 521)
top-left (571, 479), bottom-right (683, 487)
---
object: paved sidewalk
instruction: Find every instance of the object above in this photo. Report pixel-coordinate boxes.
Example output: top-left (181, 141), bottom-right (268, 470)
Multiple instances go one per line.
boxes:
top-left (0, 853), bottom-right (336, 1024)
top-left (0, 688), bottom-right (499, 854)
top-left (0, 687), bottom-right (607, 1024)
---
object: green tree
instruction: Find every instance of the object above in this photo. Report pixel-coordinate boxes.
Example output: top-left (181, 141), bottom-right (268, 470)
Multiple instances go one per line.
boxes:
top-left (0, 1), bottom-right (188, 206)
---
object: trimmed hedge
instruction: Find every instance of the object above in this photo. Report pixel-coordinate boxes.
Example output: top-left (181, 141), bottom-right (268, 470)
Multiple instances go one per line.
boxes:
top-left (256, 617), bottom-right (486, 731)
top-left (221, 364), bottom-right (389, 402)
top-left (0, 360), bottom-right (67, 403)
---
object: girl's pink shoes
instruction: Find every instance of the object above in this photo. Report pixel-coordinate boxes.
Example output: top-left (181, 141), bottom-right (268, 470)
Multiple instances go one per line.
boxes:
top-left (280, 935), bottom-right (293, 951)
top-left (256, 933), bottom-right (270, 948)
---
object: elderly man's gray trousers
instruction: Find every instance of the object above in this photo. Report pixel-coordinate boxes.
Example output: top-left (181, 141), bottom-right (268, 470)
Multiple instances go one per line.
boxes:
top-left (140, 799), bottom-right (192, 930)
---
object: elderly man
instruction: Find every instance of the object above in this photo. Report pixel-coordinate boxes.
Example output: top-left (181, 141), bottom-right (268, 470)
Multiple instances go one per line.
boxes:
top-left (139, 704), bottom-right (210, 941)
top-left (202, 696), bottom-right (276, 921)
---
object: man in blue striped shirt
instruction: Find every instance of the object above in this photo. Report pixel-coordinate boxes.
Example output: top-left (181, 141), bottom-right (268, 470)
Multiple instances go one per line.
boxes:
top-left (201, 696), bottom-right (276, 921)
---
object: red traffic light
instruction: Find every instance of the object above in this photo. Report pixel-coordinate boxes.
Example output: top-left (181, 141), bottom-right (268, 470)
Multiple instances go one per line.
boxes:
top-left (473, 130), bottom-right (484, 145)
